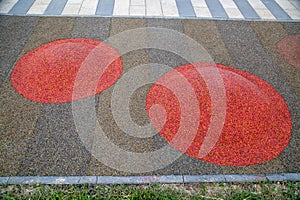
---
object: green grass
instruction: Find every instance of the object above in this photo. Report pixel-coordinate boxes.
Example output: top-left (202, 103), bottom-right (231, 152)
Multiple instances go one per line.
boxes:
top-left (0, 181), bottom-right (299, 200)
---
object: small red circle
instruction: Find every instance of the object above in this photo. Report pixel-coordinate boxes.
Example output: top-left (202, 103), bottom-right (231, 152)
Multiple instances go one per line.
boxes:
top-left (11, 38), bottom-right (122, 103)
top-left (146, 63), bottom-right (292, 166)
top-left (276, 35), bottom-right (300, 69)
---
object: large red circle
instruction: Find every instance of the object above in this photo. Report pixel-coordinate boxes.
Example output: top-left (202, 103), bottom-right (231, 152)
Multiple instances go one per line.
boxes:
top-left (11, 38), bottom-right (122, 103)
top-left (146, 63), bottom-right (292, 166)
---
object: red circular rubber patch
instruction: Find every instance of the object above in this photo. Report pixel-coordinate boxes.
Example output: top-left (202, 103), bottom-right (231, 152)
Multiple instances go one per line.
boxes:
top-left (276, 35), bottom-right (300, 69)
top-left (11, 38), bottom-right (122, 103)
top-left (146, 63), bottom-right (292, 166)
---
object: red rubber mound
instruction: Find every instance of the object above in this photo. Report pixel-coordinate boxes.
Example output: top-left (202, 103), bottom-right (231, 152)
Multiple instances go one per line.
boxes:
top-left (11, 38), bottom-right (122, 103)
top-left (146, 63), bottom-right (292, 166)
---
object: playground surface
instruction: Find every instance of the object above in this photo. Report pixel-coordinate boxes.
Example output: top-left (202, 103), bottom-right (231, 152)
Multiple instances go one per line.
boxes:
top-left (0, 1), bottom-right (300, 185)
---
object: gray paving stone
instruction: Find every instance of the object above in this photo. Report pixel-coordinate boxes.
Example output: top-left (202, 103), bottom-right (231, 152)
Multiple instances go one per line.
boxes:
top-left (96, 0), bottom-right (115, 16)
top-left (205, 0), bottom-right (228, 18)
top-left (175, 0), bottom-right (196, 17)
top-left (8, 0), bottom-right (35, 14)
top-left (44, 0), bottom-right (68, 15)
top-left (261, 0), bottom-right (291, 20)
top-left (234, 0), bottom-right (260, 19)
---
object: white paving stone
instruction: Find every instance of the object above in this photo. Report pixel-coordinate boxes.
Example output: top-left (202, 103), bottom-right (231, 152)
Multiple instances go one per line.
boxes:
top-left (191, 0), bottom-right (211, 18)
top-left (68, 0), bottom-right (84, 4)
top-left (113, 0), bottom-right (130, 15)
top-left (161, 0), bottom-right (179, 17)
top-left (38, 0), bottom-right (52, 4)
top-left (27, 0), bottom-right (52, 14)
top-left (248, 0), bottom-right (276, 19)
top-left (62, 3), bottom-right (82, 15)
top-left (289, 0), bottom-right (300, 9)
top-left (275, 0), bottom-right (297, 9)
top-left (81, 0), bottom-right (98, 9)
top-left (27, 4), bottom-right (48, 14)
top-left (191, 0), bottom-right (208, 7)
top-left (219, 0), bottom-right (238, 8)
top-left (79, 0), bottom-right (98, 15)
top-left (78, 7), bottom-right (95, 15)
top-left (146, 0), bottom-right (162, 16)
top-left (131, 0), bottom-right (145, 6)
top-left (224, 8), bottom-right (244, 18)
top-left (0, 0), bottom-right (18, 13)
top-left (191, 0), bottom-right (210, 18)
top-left (194, 6), bottom-right (211, 18)
top-left (130, 5), bottom-right (145, 16)
top-left (248, 0), bottom-right (268, 9)
top-left (255, 8), bottom-right (276, 19)
top-left (285, 9), bottom-right (300, 19)
top-left (219, 0), bottom-right (243, 18)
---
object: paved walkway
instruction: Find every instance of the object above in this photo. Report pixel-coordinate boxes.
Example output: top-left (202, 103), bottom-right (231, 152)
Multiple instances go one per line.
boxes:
top-left (0, 0), bottom-right (300, 20)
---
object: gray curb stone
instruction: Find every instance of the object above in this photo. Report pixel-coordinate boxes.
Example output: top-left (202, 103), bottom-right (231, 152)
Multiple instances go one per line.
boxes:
top-left (224, 174), bottom-right (267, 182)
top-left (266, 173), bottom-right (300, 181)
top-left (8, 176), bottom-right (42, 184)
top-left (184, 175), bottom-right (226, 183)
top-left (8, 176), bottom-right (82, 184)
top-left (96, 175), bottom-right (183, 184)
top-left (0, 177), bottom-right (9, 184)
top-left (1, 173), bottom-right (299, 184)
top-left (78, 176), bottom-right (97, 184)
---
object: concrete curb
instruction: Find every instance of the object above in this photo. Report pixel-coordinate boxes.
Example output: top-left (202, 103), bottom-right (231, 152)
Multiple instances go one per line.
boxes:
top-left (0, 173), bottom-right (299, 184)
